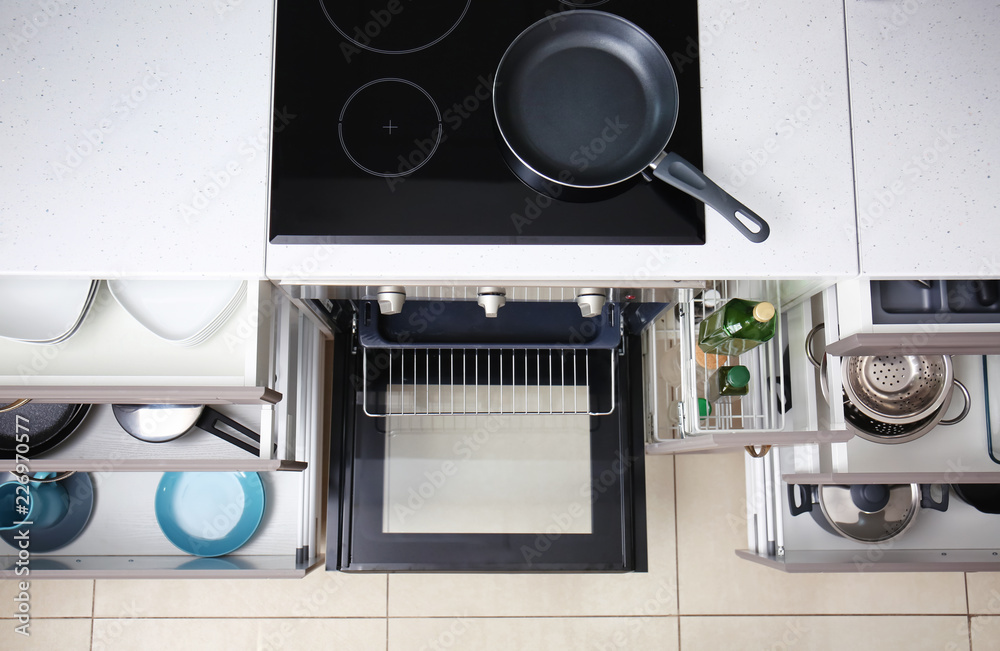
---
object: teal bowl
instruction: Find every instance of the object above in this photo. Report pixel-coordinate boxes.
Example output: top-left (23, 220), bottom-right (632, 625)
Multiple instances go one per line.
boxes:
top-left (154, 472), bottom-right (265, 557)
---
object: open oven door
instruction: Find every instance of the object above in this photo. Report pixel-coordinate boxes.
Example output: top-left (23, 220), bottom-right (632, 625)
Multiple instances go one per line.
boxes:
top-left (325, 300), bottom-right (649, 572)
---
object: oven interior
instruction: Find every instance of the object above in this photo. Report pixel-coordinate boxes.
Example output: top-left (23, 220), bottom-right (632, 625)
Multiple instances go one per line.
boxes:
top-left (315, 289), bottom-right (670, 572)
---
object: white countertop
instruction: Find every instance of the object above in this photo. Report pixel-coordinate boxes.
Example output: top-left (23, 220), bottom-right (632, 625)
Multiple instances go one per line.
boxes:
top-left (0, 1), bottom-right (272, 278)
top-left (269, 0), bottom-right (860, 284)
top-left (846, 0), bottom-right (1000, 279)
top-left (5, 0), bottom-right (993, 282)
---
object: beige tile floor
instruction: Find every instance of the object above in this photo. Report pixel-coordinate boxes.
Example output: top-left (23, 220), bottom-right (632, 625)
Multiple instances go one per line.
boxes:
top-left (2, 452), bottom-right (997, 650)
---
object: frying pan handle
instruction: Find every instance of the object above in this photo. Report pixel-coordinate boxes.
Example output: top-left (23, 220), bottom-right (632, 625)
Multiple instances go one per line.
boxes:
top-left (651, 152), bottom-right (770, 243)
top-left (195, 407), bottom-right (260, 456)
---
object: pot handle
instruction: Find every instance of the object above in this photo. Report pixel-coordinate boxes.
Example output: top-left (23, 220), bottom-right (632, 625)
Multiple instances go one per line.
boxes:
top-left (919, 484), bottom-right (950, 512)
top-left (939, 380), bottom-right (971, 426)
top-left (195, 407), bottom-right (261, 456)
top-left (805, 323), bottom-right (825, 369)
top-left (651, 152), bottom-right (770, 243)
top-left (804, 323), bottom-right (831, 402)
top-left (787, 484), bottom-right (813, 516)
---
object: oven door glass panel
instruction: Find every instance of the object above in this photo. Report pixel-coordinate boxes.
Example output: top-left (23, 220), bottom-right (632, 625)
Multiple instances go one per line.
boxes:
top-left (384, 410), bottom-right (592, 534)
top-left (339, 339), bottom-right (642, 572)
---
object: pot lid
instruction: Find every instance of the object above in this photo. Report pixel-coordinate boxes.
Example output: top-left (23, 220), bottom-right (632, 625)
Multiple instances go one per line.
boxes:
top-left (818, 484), bottom-right (919, 543)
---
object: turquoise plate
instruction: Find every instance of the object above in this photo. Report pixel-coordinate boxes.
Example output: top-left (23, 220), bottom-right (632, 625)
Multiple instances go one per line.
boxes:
top-left (154, 472), bottom-right (265, 557)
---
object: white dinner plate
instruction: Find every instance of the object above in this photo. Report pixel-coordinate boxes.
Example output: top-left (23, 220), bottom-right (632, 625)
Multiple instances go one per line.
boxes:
top-left (109, 279), bottom-right (246, 343)
top-left (0, 278), bottom-right (97, 343)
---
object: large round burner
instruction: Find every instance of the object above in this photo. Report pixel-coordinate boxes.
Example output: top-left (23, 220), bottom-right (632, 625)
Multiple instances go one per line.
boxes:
top-left (321, 0), bottom-right (472, 55)
top-left (338, 79), bottom-right (442, 178)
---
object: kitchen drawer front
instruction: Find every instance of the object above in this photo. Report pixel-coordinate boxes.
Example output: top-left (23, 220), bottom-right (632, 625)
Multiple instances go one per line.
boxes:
top-left (644, 282), bottom-right (850, 454)
top-left (740, 444), bottom-right (1000, 573)
top-left (830, 278), bottom-right (1000, 356)
top-left (0, 292), bottom-right (326, 471)
top-left (0, 280), bottom-right (282, 404)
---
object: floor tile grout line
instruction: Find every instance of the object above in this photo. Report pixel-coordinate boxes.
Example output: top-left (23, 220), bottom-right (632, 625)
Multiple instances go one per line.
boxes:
top-left (672, 455), bottom-right (681, 650)
top-left (965, 572), bottom-right (972, 651)
top-left (678, 614), bottom-right (972, 619)
top-left (386, 573), bottom-right (390, 651)
top-left (91, 580), bottom-right (96, 651)
top-left (67, 614), bottom-right (978, 620)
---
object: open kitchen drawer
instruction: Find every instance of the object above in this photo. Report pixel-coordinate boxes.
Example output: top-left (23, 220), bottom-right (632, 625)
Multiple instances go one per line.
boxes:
top-left (0, 328), bottom-right (325, 579)
top-left (0, 304), bottom-right (325, 577)
top-left (0, 280), bottom-right (284, 404)
top-left (829, 277), bottom-right (1000, 356)
top-left (644, 281), bottom-right (851, 454)
top-left (0, 283), bottom-right (327, 578)
top-left (0, 284), bottom-right (325, 471)
top-left (0, 462), bottom-right (322, 579)
top-left (738, 356), bottom-right (1000, 572)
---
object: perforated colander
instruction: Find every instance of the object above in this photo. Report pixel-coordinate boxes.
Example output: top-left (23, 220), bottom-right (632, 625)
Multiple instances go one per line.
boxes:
top-left (841, 354), bottom-right (953, 424)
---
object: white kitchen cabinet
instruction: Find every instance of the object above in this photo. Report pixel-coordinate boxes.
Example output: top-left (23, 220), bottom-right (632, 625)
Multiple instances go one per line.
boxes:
top-left (828, 278), bottom-right (1000, 356)
top-left (738, 350), bottom-right (1000, 573)
top-left (731, 1), bottom-right (1000, 573)
top-left (0, 282), bottom-right (327, 578)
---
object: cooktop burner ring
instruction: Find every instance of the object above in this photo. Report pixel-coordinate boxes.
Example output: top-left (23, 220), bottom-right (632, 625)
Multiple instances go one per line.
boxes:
top-left (558, 0), bottom-right (611, 6)
top-left (320, 0), bottom-right (472, 56)
top-left (338, 78), bottom-right (443, 178)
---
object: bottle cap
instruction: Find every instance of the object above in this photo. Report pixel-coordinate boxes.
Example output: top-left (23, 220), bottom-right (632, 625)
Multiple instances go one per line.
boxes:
top-left (753, 301), bottom-right (775, 323)
top-left (697, 398), bottom-right (713, 419)
top-left (725, 365), bottom-right (751, 388)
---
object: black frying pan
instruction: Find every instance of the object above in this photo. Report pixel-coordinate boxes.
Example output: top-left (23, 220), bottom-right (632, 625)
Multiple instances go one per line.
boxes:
top-left (494, 10), bottom-right (769, 243)
top-left (0, 402), bottom-right (90, 459)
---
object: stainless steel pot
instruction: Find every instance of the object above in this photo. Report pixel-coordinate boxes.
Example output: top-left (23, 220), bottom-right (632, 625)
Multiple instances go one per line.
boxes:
top-left (805, 324), bottom-right (970, 443)
top-left (788, 483), bottom-right (948, 543)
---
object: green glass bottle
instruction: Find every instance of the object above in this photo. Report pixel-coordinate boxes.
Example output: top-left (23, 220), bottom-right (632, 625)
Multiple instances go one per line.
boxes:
top-left (697, 299), bottom-right (777, 356)
top-left (707, 365), bottom-right (751, 402)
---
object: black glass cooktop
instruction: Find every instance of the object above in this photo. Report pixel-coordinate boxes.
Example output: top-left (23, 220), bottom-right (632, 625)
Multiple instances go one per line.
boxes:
top-left (270, 0), bottom-right (705, 245)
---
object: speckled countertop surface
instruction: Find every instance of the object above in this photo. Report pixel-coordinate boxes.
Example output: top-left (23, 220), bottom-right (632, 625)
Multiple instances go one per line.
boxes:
top-left (0, 1), bottom-right (272, 278)
top-left (2, 1), bottom-right (994, 281)
top-left (846, 0), bottom-right (1000, 279)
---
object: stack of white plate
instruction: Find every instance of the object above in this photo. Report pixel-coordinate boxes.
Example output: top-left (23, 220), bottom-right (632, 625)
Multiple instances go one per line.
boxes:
top-left (0, 278), bottom-right (99, 345)
top-left (108, 280), bottom-right (247, 347)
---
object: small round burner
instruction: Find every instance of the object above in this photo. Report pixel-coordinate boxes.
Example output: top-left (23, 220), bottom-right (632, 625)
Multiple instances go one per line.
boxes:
top-left (338, 79), bottom-right (442, 178)
top-left (321, 0), bottom-right (472, 55)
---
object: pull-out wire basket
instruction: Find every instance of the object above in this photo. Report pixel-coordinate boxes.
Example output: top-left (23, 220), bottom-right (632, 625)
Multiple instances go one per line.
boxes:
top-left (362, 347), bottom-right (617, 417)
top-left (644, 280), bottom-right (785, 441)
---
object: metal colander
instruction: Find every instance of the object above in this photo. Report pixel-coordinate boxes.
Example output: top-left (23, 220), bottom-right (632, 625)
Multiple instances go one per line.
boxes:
top-left (843, 391), bottom-right (937, 441)
top-left (841, 355), bottom-right (953, 424)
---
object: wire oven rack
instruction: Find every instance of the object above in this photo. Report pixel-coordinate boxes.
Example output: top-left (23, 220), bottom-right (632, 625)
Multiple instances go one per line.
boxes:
top-left (362, 347), bottom-right (617, 417)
